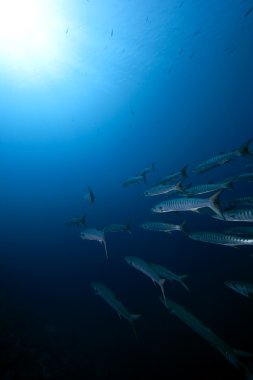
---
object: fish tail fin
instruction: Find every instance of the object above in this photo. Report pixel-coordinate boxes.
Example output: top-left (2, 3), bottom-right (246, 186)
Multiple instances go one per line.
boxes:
top-left (181, 165), bottom-right (188, 177)
top-left (103, 239), bottom-right (108, 260)
top-left (129, 314), bottom-right (141, 342)
top-left (209, 190), bottom-right (224, 219)
top-left (180, 221), bottom-right (187, 234)
top-left (238, 138), bottom-right (252, 156)
top-left (179, 275), bottom-right (190, 292)
top-left (159, 279), bottom-right (166, 304)
top-left (225, 180), bottom-right (234, 190)
top-left (176, 180), bottom-right (185, 193)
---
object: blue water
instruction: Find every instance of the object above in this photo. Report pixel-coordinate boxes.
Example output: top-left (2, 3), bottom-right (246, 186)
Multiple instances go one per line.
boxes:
top-left (1, 1), bottom-right (253, 379)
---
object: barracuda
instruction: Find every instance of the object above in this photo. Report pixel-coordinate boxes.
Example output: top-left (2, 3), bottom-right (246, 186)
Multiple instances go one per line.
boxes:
top-left (91, 282), bottom-right (141, 340)
top-left (213, 208), bottom-right (253, 222)
top-left (193, 138), bottom-right (252, 174)
top-left (144, 181), bottom-right (184, 197)
top-left (160, 296), bottom-right (253, 377)
top-left (188, 231), bottom-right (253, 246)
top-left (140, 221), bottom-right (186, 234)
top-left (185, 180), bottom-right (233, 196)
top-left (151, 190), bottom-right (223, 218)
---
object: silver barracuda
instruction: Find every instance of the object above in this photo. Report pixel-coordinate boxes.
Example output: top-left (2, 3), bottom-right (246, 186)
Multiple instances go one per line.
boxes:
top-left (160, 296), bottom-right (253, 377)
top-left (122, 173), bottom-right (146, 187)
top-left (225, 281), bottom-right (253, 300)
top-left (213, 208), bottom-right (253, 222)
top-left (151, 191), bottom-right (223, 218)
top-left (91, 281), bottom-right (141, 339)
top-left (150, 263), bottom-right (190, 292)
top-left (140, 221), bottom-right (186, 234)
top-left (80, 228), bottom-right (108, 259)
top-left (125, 256), bottom-right (166, 303)
top-left (193, 138), bottom-right (252, 174)
top-left (155, 165), bottom-right (187, 185)
top-left (188, 231), bottom-right (253, 247)
top-left (185, 180), bottom-right (233, 196)
top-left (144, 181), bottom-right (184, 197)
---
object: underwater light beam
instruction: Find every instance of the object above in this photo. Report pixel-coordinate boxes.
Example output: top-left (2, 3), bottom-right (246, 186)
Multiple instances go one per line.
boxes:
top-left (0, 0), bottom-right (69, 80)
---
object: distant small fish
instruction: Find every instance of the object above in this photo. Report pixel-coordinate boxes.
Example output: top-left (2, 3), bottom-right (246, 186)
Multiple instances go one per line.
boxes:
top-left (225, 281), bottom-right (253, 299)
top-left (179, 48), bottom-right (183, 55)
top-left (66, 27), bottom-right (69, 34)
top-left (244, 6), bottom-right (253, 17)
top-left (65, 215), bottom-right (85, 226)
top-left (104, 223), bottom-right (131, 234)
top-left (91, 281), bottom-right (141, 340)
top-left (111, 29), bottom-right (113, 37)
top-left (146, 16), bottom-right (149, 23)
top-left (190, 51), bottom-right (195, 59)
top-left (122, 173), bottom-right (146, 187)
top-left (193, 138), bottom-right (252, 174)
top-left (156, 165), bottom-right (187, 185)
top-left (83, 185), bottom-right (95, 206)
top-left (80, 228), bottom-right (108, 259)
top-left (194, 29), bottom-right (200, 36)
top-left (140, 221), bottom-right (186, 234)
top-left (167, 66), bottom-right (173, 73)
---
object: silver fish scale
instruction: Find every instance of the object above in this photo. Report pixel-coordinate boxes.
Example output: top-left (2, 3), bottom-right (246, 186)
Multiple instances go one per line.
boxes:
top-left (166, 197), bottom-right (206, 210)
top-left (189, 231), bottom-right (253, 246)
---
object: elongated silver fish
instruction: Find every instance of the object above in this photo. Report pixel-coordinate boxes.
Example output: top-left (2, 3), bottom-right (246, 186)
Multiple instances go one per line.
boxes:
top-left (104, 223), bottom-right (131, 234)
top-left (65, 215), bottom-right (86, 226)
top-left (213, 208), bottom-right (253, 222)
top-left (224, 226), bottom-right (253, 235)
top-left (91, 282), bottom-right (141, 339)
top-left (225, 281), bottom-right (253, 299)
top-left (122, 173), bottom-right (146, 187)
top-left (140, 221), bottom-right (186, 234)
top-left (151, 191), bottom-right (223, 218)
top-left (193, 138), bottom-right (252, 174)
top-left (144, 181), bottom-right (184, 197)
top-left (80, 228), bottom-right (108, 259)
top-left (185, 180), bottom-right (232, 196)
top-left (150, 263), bottom-right (190, 292)
top-left (156, 165), bottom-right (187, 185)
top-left (125, 256), bottom-right (166, 303)
top-left (188, 231), bottom-right (253, 247)
top-left (160, 296), bottom-right (253, 377)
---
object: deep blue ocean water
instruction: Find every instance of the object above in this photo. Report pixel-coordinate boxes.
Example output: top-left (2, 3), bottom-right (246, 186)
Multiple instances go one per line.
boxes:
top-left (1, 1), bottom-right (253, 379)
